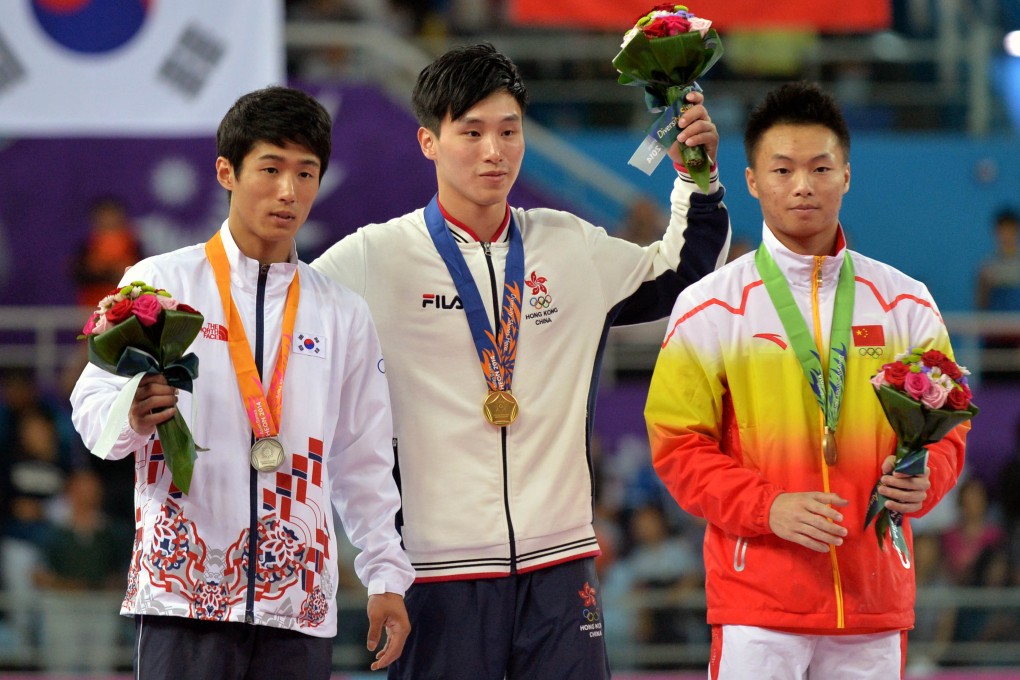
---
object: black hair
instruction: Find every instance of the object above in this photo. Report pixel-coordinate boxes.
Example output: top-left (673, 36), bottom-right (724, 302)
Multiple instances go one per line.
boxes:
top-left (744, 81), bottom-right (851, 168)
top-left (994, 207), bottom-right (1020, 228)
top-left (217, 85), bottom-right (332, 179)
top-left (411, 43), bottom-right (529, 134)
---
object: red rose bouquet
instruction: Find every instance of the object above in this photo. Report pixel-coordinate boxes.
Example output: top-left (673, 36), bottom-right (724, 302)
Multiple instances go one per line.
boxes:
top-left (612, 4), bottom-right (723, 191)
top-left (865, 347), bottom-right (978, 561)
top-left (80, 281), bottom-right (204, 494)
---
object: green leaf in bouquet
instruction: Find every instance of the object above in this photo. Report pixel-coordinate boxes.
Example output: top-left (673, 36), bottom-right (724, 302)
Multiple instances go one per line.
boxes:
top-left (87, 315), bottom-right (160, 375)
top-left (156, 409), bottom-right (198, 495)
top-left (159, 309), bottom-right (205, 365)
top-left (874, 384), bottom-right (978, 450)
top-left (613, 31), bottom-right (664, 87)
top-left (647, 29), bottom-right (724, 89)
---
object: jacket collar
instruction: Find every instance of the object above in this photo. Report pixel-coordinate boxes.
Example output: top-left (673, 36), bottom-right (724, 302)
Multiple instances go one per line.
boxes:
top-left (760, 223), bottom-right (847, 292)
top-left (217, 220), bottom-right (298, 294)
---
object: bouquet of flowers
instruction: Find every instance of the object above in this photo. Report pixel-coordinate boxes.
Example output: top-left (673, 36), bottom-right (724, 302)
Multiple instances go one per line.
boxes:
top-left (865, 347), bottom-right (978, 561)
top-left (612, 4), bottom-right (723, 190)
top-left (80, 281), bottom-right (204, 494)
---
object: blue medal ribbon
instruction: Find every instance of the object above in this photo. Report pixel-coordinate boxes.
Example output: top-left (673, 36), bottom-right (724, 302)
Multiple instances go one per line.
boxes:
top-left (424, 195), bottom-right (524, 393)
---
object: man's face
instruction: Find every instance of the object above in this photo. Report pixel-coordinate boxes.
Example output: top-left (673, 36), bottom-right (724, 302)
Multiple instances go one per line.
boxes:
top-left (745, 123), bottom-right (850, 256)
top-left (418, 91), bottom-right (524, 218)
top-left (216, 141), bottom-right (320, 261)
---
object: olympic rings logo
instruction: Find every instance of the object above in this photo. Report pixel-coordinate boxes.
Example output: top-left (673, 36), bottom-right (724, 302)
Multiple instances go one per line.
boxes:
top-left (583, 609), bottom-right (600, 622)
top-left (530, 295), bottom-right (553, 309)
top-left (858, 347), bottom-right (884, 358)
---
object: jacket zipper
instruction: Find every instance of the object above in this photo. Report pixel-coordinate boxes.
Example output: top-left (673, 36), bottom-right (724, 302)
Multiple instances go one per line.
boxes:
top-left (245, 263), bottom-right (270, 623)
top-left (812, 255), bottom-right (845, 628)
top-left (482, 242), bottom-right (517, 574)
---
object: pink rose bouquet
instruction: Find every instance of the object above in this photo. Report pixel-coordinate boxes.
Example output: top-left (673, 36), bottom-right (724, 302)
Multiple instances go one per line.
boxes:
top-left (612, 4), bottom-right (723, 190)
top-left (865, 347), bottom-right (978, 559)
top-left (80, 281), bottom-right (204, 494)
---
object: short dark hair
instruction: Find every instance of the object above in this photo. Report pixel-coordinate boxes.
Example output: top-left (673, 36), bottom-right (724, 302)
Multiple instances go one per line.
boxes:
top-left (744, 81), bottom-right (851, 168)
top-left (995, 208), bottom-right (1020, 228)
top-left (217, 86), bottom-right (332, 179)
top-left (411, 43), bottom-right (529, 133)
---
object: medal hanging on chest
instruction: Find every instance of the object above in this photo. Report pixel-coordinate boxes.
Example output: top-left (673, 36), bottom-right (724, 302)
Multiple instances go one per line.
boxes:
top-left (755, 244), bottom-right (855, 466)
top-left (206, 233), bottom-right (300, 472)
top-left (424, 196), bottom-right (524, 427)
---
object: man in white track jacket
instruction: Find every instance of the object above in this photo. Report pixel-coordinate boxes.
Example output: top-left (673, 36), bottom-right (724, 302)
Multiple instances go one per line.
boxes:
top-left (310, 44), bottom-right (731, 679)
top-left (70, 86), bottom-right (413, 680)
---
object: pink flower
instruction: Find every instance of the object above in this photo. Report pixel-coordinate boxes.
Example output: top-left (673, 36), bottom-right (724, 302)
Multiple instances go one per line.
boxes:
top-left (920, 380), bottom-right (950, 409)
top-left (82, 315), bottom-right (98, 336)
top-left (870, 370), bottom-right (887, 389)
top-left (93, 314), bottom-right (110, 334)
top-left (131, 294), bottom-right (163, 327)
top-left (903, 371), bottom-right (930, 399)
top-left (156, 294), bottom-right (179, 311)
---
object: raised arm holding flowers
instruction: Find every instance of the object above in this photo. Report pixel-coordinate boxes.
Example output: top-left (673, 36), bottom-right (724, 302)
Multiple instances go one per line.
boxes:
top-left (613, 3), bottom-right (723, 190)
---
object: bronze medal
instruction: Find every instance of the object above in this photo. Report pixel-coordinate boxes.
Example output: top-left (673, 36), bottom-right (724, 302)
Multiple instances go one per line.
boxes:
top-left (483, 390), bottom-right (519, 427)
top-left (250, 437), bottom-right (286, 472)
top-left (823, 428), bottom-right (838, 466)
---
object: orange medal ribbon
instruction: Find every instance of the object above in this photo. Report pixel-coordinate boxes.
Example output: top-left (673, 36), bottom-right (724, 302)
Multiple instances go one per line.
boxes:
top-left (204, 232), bottom-right (300, 440)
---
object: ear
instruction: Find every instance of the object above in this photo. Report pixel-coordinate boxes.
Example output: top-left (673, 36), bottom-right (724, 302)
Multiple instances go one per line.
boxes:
top-left (215, 157), bottom-right (235, 191)
top-left (745, 166), bottom-right (759, 199)
top-left (843, 162), bottom-right (851, 195)
top-left (418, 127), bottom-right (438, 161)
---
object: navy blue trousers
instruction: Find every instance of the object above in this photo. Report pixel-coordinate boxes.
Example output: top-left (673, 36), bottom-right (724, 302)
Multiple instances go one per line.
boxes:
top-left (388, 557), bottom-right (612, 680)
top-left (133, 614), bottom-right (333, 680)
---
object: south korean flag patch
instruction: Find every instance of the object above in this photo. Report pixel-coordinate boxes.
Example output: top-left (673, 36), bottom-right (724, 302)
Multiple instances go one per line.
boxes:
top-left (294, 332), bottom-right (327, 359)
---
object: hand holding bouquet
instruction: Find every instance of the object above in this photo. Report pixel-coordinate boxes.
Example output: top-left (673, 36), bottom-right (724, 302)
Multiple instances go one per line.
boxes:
top-left (80, 281), bottom-right (204, 494)
top-left (865, 347), bottom-right (978, 562)
top-left (612, 4), bottom-right (723, 190)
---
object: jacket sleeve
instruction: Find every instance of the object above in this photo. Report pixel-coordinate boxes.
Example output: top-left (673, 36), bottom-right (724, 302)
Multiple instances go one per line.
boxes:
top-left (591, 169), bottom-right (731, 326)
top-left (645, 299), bottom-right (785, 537)
top-left (326, 293), bottom-right (414, 596)
top-left (908, 287), bottom-right (968, 517)
top-left (309, 229), bottom-right (368, 296)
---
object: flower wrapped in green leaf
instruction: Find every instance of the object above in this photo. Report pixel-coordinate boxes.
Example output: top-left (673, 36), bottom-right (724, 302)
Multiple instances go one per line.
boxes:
top-left (864, 348), bottom-right (978, 563)
top-left (612, 4), bottom-right (723, 190)
top-left (81, 281), bottom-right (204, 494)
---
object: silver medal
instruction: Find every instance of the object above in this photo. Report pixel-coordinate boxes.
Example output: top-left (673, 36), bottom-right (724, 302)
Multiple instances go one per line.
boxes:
top-left (250, 437), bottom-right (286, 472)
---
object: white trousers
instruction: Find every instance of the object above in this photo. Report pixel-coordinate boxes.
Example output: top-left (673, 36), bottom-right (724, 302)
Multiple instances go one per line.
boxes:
top-left (711, 625), bottom-right (905, 680)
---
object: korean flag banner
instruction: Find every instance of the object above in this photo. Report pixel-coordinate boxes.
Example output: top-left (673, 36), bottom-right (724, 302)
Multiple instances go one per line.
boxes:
top-left (0, 0), bottom-right (284, 137)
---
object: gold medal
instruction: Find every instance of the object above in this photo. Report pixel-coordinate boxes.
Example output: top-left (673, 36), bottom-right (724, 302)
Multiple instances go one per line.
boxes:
top-left (250, 437), bottom-right (286, 472)
top-left (823, 427), bottom-right (838, 466)
top-left (483, 390), bottom-right (519, 427)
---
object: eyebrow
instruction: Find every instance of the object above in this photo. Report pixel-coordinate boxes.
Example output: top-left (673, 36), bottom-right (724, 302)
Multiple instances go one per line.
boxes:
top-left (456, 113), bottom-right (521, 125)
top-left (256, 153), bottom-right (320, 167)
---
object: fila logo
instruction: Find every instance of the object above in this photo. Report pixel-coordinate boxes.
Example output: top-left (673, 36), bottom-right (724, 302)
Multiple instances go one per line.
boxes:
top-left (422, 294), bottom-right (463, 309)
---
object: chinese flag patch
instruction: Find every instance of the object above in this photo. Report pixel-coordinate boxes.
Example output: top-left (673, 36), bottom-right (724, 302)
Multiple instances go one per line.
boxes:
top-left (852, 325), bottom-right (885, 346)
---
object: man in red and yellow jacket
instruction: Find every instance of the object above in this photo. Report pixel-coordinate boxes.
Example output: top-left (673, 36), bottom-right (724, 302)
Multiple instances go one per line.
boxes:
top-left (645, 81), bottom-right (970, 679)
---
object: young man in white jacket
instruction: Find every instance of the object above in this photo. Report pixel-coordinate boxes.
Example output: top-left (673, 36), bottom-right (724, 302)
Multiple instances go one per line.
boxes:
top-left (70, 86), bottom-right (413, 680)
top-left (311, 43), bottom-right (731, 679)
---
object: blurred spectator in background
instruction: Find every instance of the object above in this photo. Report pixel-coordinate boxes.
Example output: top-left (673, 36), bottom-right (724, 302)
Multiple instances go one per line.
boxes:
top-left (976, 208), bottom-right (1020, 312)
top-left (948, 543), bottom-right (1019, 664)
top-left (974, 208), bottom-right (1020, 378)
top-left (33, 469), bottom-right (132, 673)
top-left (939, 477), bottom-right (1006, 586)
top-left (618, 196), bottom-right (667, 246)
top-left (0, 404), bottom-right (66, 653)
top-left (602, 503), bottom-right (705, 670)
top-left (69, 196), bottom-right (142, 308)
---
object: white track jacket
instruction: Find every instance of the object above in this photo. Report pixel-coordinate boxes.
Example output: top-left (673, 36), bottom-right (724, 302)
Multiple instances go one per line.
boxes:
top-left (70, 223), bottom-right (414, 637)
top-left (311, 172), bottom-right (731, 580)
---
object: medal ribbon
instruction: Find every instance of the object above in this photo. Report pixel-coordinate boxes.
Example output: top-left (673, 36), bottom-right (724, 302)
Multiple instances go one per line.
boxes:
top-left (754, 243), bottom-right (855, 438)
top-left (424, 195), bottom-right (524, 393)
top-left (205, 232), bottom-right (300, 439)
